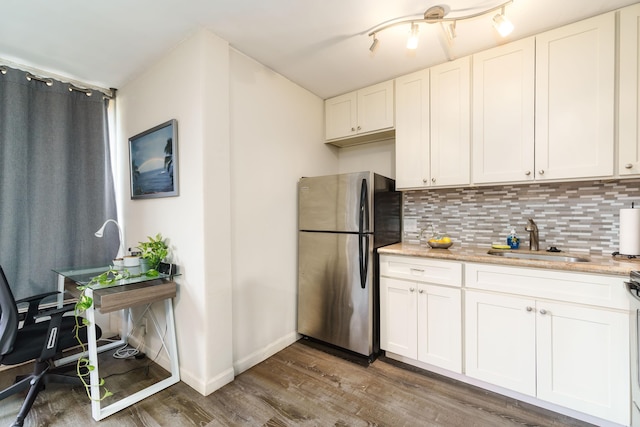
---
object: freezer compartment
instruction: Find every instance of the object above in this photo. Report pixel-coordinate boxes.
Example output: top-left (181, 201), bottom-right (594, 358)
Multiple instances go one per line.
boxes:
top-left (298, 171), bottom-right (371, 233)
top-left (297, 231), bottom-right (373, 356)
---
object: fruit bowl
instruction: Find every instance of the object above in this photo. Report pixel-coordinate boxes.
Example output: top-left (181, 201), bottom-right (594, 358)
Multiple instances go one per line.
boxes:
top-left (428, 240), bottom-right (453, 249)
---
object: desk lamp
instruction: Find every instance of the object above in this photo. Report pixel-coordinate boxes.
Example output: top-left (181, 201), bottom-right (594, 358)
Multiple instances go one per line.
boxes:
top-left (94, 219), bottom-right (125, 258)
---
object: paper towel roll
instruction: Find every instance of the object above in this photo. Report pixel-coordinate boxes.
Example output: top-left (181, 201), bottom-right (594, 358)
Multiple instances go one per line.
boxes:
top-left (620, 208), bottom-right (640, 255)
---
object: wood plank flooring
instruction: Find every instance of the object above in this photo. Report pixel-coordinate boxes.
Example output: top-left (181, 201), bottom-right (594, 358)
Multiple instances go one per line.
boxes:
top-left (0, 340), bottom-right (596, 426)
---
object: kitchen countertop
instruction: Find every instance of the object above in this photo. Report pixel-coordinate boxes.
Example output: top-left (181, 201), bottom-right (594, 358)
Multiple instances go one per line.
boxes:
top-left (378, 242), bottom-right (640, 277)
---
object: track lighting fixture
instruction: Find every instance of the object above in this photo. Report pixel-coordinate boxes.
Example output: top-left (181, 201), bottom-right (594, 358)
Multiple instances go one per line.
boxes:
top-left (368, 0), bottom-right (514, 52)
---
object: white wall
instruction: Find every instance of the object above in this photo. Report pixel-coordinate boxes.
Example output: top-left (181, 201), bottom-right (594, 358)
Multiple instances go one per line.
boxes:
top-left (229, 49), bottom-right (336, 372)
top-left (116, 27), bottom-right (339, 394)
top-left (116, 29), bottom-right (234, 394)
top-left (337, 138), bottom-right (395, 178)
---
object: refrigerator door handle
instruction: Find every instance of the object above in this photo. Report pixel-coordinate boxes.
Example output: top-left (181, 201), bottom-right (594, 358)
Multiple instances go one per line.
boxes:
top-left (358, 178), bottom-right (369, 289)
top-left (360, 234), bottom-right (369, 289)
top-left (359, 178), bottom-right (369, 233)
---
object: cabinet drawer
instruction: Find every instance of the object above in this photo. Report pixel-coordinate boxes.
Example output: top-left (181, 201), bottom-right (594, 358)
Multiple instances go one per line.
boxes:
top-left (380, 255), bottom-right (462, 287)
top-left (465, 263), bottom-right (628, 310)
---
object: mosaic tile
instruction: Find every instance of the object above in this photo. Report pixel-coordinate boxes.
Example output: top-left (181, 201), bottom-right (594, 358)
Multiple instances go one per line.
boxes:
top-left (402, 179), bottom-right (640, 255)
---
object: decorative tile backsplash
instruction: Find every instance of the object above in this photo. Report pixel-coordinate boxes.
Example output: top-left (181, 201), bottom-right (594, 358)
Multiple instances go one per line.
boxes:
top-left (402, 179), bottom-right (640, 255)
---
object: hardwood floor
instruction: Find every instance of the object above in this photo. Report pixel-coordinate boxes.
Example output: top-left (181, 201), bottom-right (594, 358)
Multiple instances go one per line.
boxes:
top-left (0, 340), bottom-right (595, 427)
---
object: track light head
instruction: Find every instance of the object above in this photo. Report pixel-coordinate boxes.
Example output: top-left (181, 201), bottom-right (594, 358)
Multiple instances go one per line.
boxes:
top-left (493, 9), bottom-right (514, 37)
top-left (369, 35), bottom-right (379, 52)
top-left (444, 21), bottom-right (456, 40)
top-left (406, 23), bottom-right (419, 50)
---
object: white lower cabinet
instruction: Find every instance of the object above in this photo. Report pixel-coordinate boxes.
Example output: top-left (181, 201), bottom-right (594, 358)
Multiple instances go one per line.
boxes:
top-left (380, 256), bottom-right (631, 425)
top-left (380, 255), bottom-right (462, 373)
top-left (380, 277), bottom-right (418, 359)
top-left (535, 299), bottom-right (628, 421)
top-left (416, 282), bottom-right (462, 372)
top-left (465, 263), bottom-right (630, 426)
top-left (464, 290), bottom-right (536, 395)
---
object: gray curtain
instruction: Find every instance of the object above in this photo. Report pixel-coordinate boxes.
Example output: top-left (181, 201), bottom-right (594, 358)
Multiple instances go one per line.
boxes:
top-left (0, 66), bottom-right (118, 299)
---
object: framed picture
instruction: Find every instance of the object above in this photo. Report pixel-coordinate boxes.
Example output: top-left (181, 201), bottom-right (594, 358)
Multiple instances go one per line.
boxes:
top-left (129, 119), bottom-right (178, 199)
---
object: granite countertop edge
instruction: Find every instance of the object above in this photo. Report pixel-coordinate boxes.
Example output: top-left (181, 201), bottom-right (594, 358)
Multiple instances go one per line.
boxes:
top-left (378, 243), bottom-right (640, 277)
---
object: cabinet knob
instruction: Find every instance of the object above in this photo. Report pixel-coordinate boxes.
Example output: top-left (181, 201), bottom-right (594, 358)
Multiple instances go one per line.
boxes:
top-left (418, 289), bottom-right (424, 294)
top-left (357, 126), bottom-right (361, 131)
top-left (423, 178), bottom-right (428, 184)
top-left (538, 170), bottom-right (545, 175)
top-left (351, 127), bottom-right (356, 132)
top-left (526, 306), bottom-right (533, 312)
top-left (410, 287), bottom-right (415, 293)
top-left (525, 171), bottom-right (531, 176)
top-left (431, 177), bottom-right (436, 183)
top-left (625, 163), bottom-right (633, 169)
top-left (539, 309), bottom-right (547, 315)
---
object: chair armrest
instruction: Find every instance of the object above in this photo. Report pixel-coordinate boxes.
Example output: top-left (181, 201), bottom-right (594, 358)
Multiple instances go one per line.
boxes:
top-left (33, 303), bottom-right (77, 320)
top-left (15, 291), bottom-right (60, 305)
top-left (17, 291), bottom-right (63, 327)
top-left (34, 302), bottom-right (79, 360)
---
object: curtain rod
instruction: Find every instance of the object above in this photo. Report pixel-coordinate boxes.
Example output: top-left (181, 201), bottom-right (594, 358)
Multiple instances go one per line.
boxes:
top-left (0, 59), bottom-right (115, 99)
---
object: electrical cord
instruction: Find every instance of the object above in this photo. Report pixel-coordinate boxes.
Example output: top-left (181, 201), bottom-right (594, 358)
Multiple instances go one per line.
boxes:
top-left (112, 310), bottom-right (145, 359)
top-left (112, 344), bottom-right (141, 359)
top-left (105, 314), bottom-right (169, 380)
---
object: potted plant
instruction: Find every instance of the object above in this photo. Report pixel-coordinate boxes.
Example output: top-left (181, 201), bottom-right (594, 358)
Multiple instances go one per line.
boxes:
top-left (137, 233), bottom-right (169, 272)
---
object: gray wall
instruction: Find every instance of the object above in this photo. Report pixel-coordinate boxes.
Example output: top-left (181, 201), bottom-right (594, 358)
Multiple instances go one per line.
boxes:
top-left (402, 179), bottom-right (640, 255)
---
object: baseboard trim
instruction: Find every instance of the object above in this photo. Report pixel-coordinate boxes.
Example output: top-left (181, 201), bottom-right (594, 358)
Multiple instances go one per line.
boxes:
top-left (233, 332), bottom-right (299, 375)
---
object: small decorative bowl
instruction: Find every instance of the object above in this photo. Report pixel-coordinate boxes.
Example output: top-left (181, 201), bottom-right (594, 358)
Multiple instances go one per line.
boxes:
top-left (428, 241), bottom-right (453, 249)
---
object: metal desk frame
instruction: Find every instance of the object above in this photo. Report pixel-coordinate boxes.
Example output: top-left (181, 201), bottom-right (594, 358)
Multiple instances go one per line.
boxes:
top-left (54, 266), bottom-right (180, 421)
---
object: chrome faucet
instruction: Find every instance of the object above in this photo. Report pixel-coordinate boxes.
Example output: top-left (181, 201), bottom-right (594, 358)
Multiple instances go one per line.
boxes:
top-left (524, 218), bottom-right (539, 251)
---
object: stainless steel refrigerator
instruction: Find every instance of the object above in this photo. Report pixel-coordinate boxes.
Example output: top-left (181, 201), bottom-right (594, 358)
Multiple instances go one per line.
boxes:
top-left (297, 171), bottom-right (401, 359)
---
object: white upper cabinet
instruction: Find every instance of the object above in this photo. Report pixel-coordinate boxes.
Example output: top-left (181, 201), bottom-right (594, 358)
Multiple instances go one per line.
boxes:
top-left (430, 56), bottom-right (471, 187)
top-left (534, 12), bottom-right (615, 181)
top-left (325, 92), bottom-right (357, 140)
top-left (325, 80), bottom-right (394, 145)
top-left (472, 38), bottom-right (535, 184)
top-left (395, 69), bottom-right (430, 189)
top-left (619, 3), bottom-right (640, 176)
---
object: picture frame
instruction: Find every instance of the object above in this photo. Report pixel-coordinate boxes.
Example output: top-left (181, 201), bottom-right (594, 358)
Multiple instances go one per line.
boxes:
top-left (129, 119), bottom-right (178, 199)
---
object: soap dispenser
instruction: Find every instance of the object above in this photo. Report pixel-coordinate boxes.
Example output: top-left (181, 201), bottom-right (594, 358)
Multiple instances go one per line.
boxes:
top-left (507, 228), bottom-right (520, 249)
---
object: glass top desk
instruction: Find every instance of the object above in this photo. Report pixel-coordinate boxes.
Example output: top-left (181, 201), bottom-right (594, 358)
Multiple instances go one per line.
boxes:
top-left (54, 265), bottom-right (180, 421)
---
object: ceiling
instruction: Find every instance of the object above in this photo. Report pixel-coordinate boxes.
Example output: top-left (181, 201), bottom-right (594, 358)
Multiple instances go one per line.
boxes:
top-left (1, 0), bottom-right (637, 99)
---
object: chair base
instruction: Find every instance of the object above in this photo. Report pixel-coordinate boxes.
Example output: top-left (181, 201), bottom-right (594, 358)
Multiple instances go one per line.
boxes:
top-left (0, 360), bottom-right (83, 427)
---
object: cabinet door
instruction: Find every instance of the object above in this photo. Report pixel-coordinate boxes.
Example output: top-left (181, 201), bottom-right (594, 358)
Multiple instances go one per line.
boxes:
top-left (465, 290), bottom-right (536, 396)
top-left (472, 38), bottom-right (535, 184)
top-left (430, 56), bottom-right (470, 187)
top-left (536, 301), bottom-right (630, 425)
top-left (357, 80), bottom-right (394, 134)
top-left (535, 12), bottom-right (615, 180)
top-left (417, 284), bottom-right (462, 373)
top-left (325, 91), bottom-right (357, 140)
top-left (395, 69), bottom-right (430, 189)
top-left (620, 3), bottom-right (640, 176)
top-left (380, 277), bottom-right (417, 359)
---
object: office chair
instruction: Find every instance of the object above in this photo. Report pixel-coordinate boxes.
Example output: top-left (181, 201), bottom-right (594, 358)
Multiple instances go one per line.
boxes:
top-left (0, 266), bottom-right (101, 427)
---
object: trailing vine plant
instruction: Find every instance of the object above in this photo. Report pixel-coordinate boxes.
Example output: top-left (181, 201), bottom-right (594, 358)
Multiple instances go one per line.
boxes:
top-left (74, 267), bottom-right (161, 400)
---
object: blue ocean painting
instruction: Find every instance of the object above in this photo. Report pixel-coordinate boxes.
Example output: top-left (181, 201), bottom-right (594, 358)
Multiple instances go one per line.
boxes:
top-left (130, 123), bottom-right (175, 196)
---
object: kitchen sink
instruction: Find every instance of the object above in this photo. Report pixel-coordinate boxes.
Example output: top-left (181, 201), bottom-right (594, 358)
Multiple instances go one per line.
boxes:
top-left (486, 249), bottom-right (590, 263)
